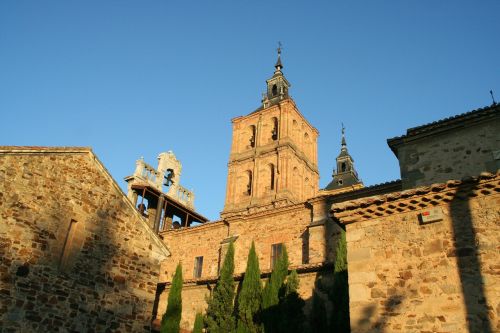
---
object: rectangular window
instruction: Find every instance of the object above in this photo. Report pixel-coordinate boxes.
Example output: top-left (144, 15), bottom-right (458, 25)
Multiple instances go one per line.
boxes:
top-left (193, 256), bottom-right (203, 278)
top-left (271, 243), bottom-right (283, 269)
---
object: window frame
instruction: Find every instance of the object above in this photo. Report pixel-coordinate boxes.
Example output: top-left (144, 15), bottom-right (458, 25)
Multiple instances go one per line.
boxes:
top-left (193, 256), bottom-right (204, 278)
top-left (271, 243), bottom-right (283, 269)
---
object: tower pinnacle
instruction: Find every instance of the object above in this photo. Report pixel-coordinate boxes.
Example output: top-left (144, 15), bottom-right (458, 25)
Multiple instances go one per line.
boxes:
top-left (275, 42), bottom-right (283, 71)
top-left (325, 124), bottom-right (362, 190)
top-left (264, 43), bottom-right (290, 106)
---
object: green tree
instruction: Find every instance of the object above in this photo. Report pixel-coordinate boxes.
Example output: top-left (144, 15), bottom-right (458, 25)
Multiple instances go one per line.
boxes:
top-left (280, 270), bottom-right (305, 333)
top-left (262, 245), bottom-right (289, 309)
top-left (329, 228), bottom-right (350, 332)
top-left (236, 242), bottom-right (262, 333)
top-left (193, 313), bottom-right (204, 333)
top-left (310, 289), bottom-right (328, 333)
top-left (262, 246), bottom-right (289, 333)
top-left (161, 263), bottom-right (183, 333)
top-left (205, 241), bottom-right (236, 333)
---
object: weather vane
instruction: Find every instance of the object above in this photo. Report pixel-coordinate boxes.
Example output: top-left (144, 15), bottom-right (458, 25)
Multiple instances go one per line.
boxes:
top-left (341, 122), bottom-right (345, 135)
top-left (277, 41), bottom-right (282, 55)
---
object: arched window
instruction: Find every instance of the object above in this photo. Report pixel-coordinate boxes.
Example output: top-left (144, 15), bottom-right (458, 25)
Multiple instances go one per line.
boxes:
top-left (249, 125), bottom-right (256, 148)
top-left (246, 170), bottom-right (253, 196)
top-left (269, 164), bottom-right (275, 190)
top-left (271, 117), bottom-right (278, 141)
top-left (272, 84), bottom-right (278, 96)
top-left (341, 162), bottom-right (346, 172)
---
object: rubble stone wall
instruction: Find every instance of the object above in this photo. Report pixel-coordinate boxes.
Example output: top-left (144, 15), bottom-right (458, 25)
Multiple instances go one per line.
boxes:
top-left (0, 148), bottom-right (169, 332)
top-left (332, 174), bottom-right (500, 332)
top-left (397, 119), bottom-right (500, 189)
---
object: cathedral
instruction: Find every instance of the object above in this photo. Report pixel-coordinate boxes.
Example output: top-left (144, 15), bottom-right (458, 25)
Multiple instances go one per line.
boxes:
top-left (0, 50), bottom-right (498, 332)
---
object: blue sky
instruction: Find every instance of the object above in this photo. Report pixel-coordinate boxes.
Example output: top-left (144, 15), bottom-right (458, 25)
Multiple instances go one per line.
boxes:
top-left (1, 1), bottom-right (499, 220)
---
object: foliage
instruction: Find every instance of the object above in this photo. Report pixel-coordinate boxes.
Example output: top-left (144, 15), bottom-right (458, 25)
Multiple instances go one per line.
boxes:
top-left (161, 263), bottom-right (183, 333)
top-left (262, 246), bottom-right (290, 333)
top-left (193, 313), bottom-right (204, 333)
top-left (236, 242), bottom-right (262, 333)
top-left (280, 270), bottom-right (305, 333)
top-left (262, 245), bottom-right (289, 309)
top-left (205, 241), bottom-right (236, 333)
top-left (310, 289), bottom-right (328, 333)
top-left (329, 228), bottom-right (350, 332)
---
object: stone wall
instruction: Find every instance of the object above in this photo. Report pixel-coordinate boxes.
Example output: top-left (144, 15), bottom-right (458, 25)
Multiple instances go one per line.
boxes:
top-left (332, 172), bottom-right (500, 332)
top-left (0, 147), bottom-right (169, 332)
top-left (156, 200), bottom-right (342, 330)
top-left (389, 106), bottom-right (500, 189)
top-left (155, 269), bottom-right (332, 332)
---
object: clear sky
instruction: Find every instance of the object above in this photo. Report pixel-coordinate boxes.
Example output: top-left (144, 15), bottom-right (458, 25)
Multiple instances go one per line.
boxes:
top-left (1, 1), bottom-right (499, 220)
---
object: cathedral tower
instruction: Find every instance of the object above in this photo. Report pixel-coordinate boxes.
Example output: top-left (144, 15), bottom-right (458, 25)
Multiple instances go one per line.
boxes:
top-left (222, 49), bottom-right (319, 215)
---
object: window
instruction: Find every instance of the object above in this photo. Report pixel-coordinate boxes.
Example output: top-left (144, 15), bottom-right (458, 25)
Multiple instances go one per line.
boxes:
top-left (271, 117), bottom-right (278, 141)
top-left (272, 84), bottom-right (278, 96)
top-left (246, 170), bottom-right (253, 196)
top-left (271, 243), bottom-right (283, 269)
top-left (193, 256), bottom-right (203, 278)
top-left (338, 179), bottom-right (343, 185)
top-left (269, 164), bottom-right (275, 190)
top-left (341, 162), bottom-right (346, 172)
top-left (249, 125), bottom-right (256, 148)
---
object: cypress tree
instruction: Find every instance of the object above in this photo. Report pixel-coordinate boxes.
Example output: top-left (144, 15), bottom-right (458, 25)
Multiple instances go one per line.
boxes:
top-left (262, 245), bottom-right (289, 309)
top-left (193, 313), bottom-right (204, 333)
top-left (310, 289), bottom-right (328, 333)
top-left (262, 246), bottom-right (289, 333)
top-left (161, 263), bottom-right (183, 333)
top-left (329, 228), bottom-right (350, 332)
top-left (281, 270), bottom-right (305, 333)
top-left (236, 242), bottom-right (262, 333)
top-left (205, 241), bottom-right (236, 333)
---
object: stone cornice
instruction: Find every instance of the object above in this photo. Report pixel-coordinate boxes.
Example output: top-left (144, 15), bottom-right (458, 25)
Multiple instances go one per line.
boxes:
top-left (229, 141), bottom-right (319, 174)
top-left (160, 261), bottom-right (333, 287)
top-left (233, 98), bottom-right (318, 136)
top-left (221, 199), bottom-right (308, 221)
top-left (0, 146), bottom-right (92, 154)
top-left (330, 171), bottom-right (499, 225)
top-left (159, 220), bottom-right (226, 235)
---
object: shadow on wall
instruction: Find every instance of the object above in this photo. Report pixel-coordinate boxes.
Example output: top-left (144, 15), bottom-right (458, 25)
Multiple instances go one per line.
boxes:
top-left (306, 178), bottom-right (495, 332)
top-left (450, 180), bottom-right (492, 332)
top-left (1, 185), bottom-right (161, 331)
top-left (354, 295), bottom-right (404, 333)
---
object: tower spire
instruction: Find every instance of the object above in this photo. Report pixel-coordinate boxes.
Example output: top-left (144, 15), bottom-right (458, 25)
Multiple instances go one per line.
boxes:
top-left (341, 123), bottom-right (347, 149)
top-left (264, 42), bottom-right (290, 106)
top-left (275, 41), bottom-right (283, 72)
top-left (325, 123), bottom-right (362, 190)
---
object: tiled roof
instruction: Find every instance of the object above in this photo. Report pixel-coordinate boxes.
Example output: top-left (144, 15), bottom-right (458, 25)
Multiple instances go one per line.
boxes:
top-left (330, 171), bottom-right (499, 224)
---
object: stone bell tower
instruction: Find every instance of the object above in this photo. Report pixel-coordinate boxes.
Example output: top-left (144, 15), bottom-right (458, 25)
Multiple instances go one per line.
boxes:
top-left (222, 48), bottom-right (319, 216)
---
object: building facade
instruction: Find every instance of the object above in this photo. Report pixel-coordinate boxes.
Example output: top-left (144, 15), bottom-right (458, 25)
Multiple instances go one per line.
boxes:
top-left (0, 53), bottom-right (498, 333)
